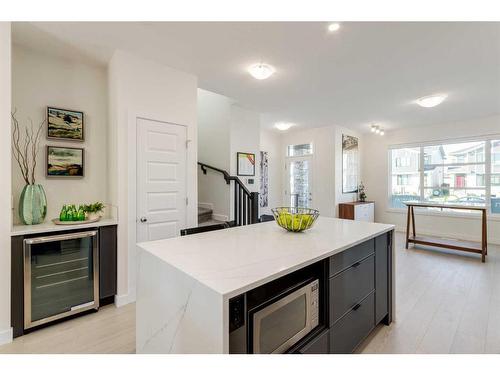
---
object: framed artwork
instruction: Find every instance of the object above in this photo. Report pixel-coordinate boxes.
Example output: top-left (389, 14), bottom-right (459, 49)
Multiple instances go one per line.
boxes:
top-left (237, 152), bottom-right (256, 176)
top-left (47, 107), bottom-right (84, 141)
top-left (259, 151), bottom-right (269, 208)
top-left (47, 146), bottom-right (84, 178)
top-left (342, 134), bottom-right (359, 193)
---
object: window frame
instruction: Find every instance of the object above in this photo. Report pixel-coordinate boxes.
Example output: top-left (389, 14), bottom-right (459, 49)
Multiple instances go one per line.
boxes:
top-left (388, 136), bottom-right (500, 216)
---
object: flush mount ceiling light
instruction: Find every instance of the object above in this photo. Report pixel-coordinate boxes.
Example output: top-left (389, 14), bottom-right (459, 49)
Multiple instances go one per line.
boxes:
top-left (416, 94), bottom-right (448, 108)
top-left (328, 23), bottom-right (341, 32)
top-left (275, 122), bottom-right (294, 131)
top-left (248, 63), bottom-right (275, 80)
top-left (371, 124), bottom-right (385, 136)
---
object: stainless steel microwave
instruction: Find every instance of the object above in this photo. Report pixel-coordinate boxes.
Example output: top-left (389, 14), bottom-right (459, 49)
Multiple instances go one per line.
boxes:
top-left (251, 279), bottom-right (319, 354)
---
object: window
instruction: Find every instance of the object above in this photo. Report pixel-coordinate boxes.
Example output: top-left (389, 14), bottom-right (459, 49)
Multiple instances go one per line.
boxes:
top-left (287, 143), bottom-right (313, 157)
top-left (492, 140), bottom-right (500, 214)
top-left (390, 138), bottom-right (500, 214)
top-left (390, 147), bottom-right (420, 208)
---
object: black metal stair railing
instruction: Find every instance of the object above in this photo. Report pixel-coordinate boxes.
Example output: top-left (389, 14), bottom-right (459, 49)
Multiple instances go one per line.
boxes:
top-left (198, 162), bottom-right (259, 226)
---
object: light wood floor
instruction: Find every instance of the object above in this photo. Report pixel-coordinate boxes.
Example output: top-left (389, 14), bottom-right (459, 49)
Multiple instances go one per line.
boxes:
top-left (1, 232), bottom-right (499, 354)
top-left (358, 233), bottom-right (500, 354)
top-left (0, 302), bottom-right (135, 354)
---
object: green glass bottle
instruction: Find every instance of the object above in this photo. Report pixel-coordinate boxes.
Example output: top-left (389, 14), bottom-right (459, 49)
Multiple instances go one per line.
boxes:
top-left (67, 205), bottom-right (74, 221)
top-left (77, 206), bottom-right (85, 221)
top-left (59, 205), bottom-right (67, 221)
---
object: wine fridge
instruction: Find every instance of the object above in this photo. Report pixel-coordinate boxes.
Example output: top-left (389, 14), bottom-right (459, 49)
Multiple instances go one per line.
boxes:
top-left (23, 231), bottom-right (99, 329)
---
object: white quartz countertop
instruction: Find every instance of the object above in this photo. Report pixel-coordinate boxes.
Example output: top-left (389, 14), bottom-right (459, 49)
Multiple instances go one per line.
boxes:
top-left (11, 217), bottom-right (118, 236)
top-left (137, 217), bottom-right (394, 299)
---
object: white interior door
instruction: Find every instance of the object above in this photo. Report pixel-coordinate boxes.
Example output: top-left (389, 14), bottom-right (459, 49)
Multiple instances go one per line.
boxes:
top-left (285, 156), bottom-right (313, 208)
top-left (137, 118), bottom-right (187, 242)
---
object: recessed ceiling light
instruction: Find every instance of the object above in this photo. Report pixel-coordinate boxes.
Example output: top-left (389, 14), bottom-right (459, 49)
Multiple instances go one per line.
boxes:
top-left (416, 94), bottom-right (447, 108)
top-left (275, 122), bottom-right (294, 131)
top-left (328, 23), bottom-right (341, 32)
top-left (248, 63), bottom-right (275, 80)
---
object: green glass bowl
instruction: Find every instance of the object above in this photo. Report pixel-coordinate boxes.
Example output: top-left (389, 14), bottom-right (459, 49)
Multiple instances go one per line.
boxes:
top-left (271, 207), bottom-right (320, 232)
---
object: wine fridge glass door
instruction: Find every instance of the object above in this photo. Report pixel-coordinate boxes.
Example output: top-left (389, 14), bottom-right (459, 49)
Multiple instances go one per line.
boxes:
top-left (24, 231), bottom-right (99, 329)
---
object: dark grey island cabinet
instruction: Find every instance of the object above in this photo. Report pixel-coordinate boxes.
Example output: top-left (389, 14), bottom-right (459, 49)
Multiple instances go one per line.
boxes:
top-left (292, 231), bottom-right (392, 354)
top-left (11, 225), bottom-right (117, 338)
top-left (329, 231), bottom-right (392, 354)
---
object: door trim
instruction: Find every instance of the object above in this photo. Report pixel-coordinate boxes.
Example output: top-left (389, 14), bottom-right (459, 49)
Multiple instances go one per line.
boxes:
top-left (125, 110), bottom-right (195, 303)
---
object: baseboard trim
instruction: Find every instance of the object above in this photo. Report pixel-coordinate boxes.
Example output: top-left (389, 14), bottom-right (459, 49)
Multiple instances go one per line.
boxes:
top-left (0, 327), bottom-right (13, 346)
top-left (212, 213), bottom-right (229, 222)
top-left (394, 226), bottom-right (500, 245)
top-left (114, 291), bottom-right (136, 307)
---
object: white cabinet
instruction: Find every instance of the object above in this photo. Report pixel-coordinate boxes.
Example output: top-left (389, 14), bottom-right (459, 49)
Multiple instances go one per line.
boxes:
top-left (339, 202), bottom-right (375, 222)
top-left (354, 203), bottom-right (375, 222)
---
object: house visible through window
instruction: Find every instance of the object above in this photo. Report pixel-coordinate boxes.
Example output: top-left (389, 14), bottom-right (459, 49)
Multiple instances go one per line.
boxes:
top-left (492, 140), bottom-right (500, 214)
top-left (390, 138), bottom-right (500, 214)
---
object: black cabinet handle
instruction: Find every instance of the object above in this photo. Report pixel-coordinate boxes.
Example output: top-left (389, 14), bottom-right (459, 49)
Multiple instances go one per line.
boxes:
top-left (352, 261), bottom-right (361, 268)
top-left (353, 303), bottom-right (361, 311)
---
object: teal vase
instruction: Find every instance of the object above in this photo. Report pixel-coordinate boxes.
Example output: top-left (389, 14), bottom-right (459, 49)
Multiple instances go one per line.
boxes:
top-left (19, 184), bottom-right (47, 225)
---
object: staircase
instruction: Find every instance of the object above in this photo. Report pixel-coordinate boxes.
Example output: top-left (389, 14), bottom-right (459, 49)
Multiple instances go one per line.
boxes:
top-left (198, 162), bottom-right (259, 227)
top-left (180, 162), bottom-right (259, 236)
top-left (198, 206), bottom-right (213, 224)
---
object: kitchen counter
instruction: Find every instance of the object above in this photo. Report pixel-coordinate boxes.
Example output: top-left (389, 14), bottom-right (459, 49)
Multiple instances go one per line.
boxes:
top-left (11, 217), bottom-right (118, 236)
top-left (136, 217), bottom-right (395, 354)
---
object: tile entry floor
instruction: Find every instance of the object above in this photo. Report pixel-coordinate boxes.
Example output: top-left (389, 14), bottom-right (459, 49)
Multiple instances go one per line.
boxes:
top-left (1, 232), bottom-right (499, 354)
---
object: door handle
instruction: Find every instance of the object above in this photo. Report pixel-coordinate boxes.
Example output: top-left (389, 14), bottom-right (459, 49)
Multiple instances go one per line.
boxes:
top-left (140, 217), bottom-right (147, 223)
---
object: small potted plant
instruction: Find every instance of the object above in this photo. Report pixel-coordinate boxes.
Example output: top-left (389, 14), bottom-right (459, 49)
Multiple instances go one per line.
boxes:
top-left (358, 182), bottom-right (367, 202)
top-left (83, 202), bottom-right (105, 221)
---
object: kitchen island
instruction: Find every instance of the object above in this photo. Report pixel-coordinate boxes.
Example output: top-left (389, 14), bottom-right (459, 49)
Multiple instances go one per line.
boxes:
top-left (136, 217), bottom-right (395, 354)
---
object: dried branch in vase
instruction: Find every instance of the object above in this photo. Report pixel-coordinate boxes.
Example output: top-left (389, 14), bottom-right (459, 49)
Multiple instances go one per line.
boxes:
top-left (11, 109), bottom-right (46, 185)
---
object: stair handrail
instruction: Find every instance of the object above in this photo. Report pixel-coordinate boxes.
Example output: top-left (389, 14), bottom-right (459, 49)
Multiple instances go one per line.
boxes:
top-left (198, 161), bottom-right (259, 225)
top-left (198, 162), bottom-right (252, 196)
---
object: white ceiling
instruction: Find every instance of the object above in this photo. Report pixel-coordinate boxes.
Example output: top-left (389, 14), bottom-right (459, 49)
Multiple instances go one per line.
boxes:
top-left (12, 22), bottom-right (500, 132)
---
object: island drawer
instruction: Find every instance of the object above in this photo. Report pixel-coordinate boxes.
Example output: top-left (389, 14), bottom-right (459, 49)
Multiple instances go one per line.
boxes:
top-left (296, 329), bottom-right (329, 354)
top-left (329, 254), bottom-right (374, 324)
top-left (329, 239), bottom-right (374, 276)
top-left (330, 292), bottom-right (375, 354)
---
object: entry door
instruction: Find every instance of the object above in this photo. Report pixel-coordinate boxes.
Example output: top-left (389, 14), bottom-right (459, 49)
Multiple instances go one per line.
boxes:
top-left (137, 118), bottom-right (187, 242)
top-left (286, 157), bottom-right (313, 208)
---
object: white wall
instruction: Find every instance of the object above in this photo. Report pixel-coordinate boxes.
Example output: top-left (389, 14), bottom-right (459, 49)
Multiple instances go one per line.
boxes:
top-left (230, 105), bottom-right (261, 221)
top-left (198, 89), bottom-right (281, 220)
top-left (108, 50), bottom-right (198, 305)
top-left (197, 89), bottom-right (231, 220)
top-left (11, 45), bottom-right (109, 222)
top-left (0, 22), bottom-right (12, 345)
top-left (259, 129), bottom-right (283, 215)
top-left (363, 115), bottom-right (500, 244)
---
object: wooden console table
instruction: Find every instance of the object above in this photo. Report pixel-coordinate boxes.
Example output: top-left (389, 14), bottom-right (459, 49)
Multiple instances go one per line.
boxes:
top-left (403, 201), bottom-right (488, 262)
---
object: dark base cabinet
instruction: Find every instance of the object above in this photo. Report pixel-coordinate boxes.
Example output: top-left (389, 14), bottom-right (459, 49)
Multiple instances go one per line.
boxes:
top-left (296, 329), bottom-right (329, 354)
top-left (327, 231), bottom-right (392, 354)
top-left (228, 230), bottom-right (393, 354)
top-left (331, 293), bottom-right (375, 353)
top-left (11, 225), bottom-right (117, 338)
top-left (99, 225), bottom-right (118, 301)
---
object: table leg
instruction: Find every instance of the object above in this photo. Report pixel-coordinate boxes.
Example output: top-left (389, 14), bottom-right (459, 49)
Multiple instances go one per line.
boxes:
top-left (482, 209), bottom-right (487, 262)
top-left (411, 206), bottom-right (416, 238)
top-left (405, 205), bottom-right (411, 249)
